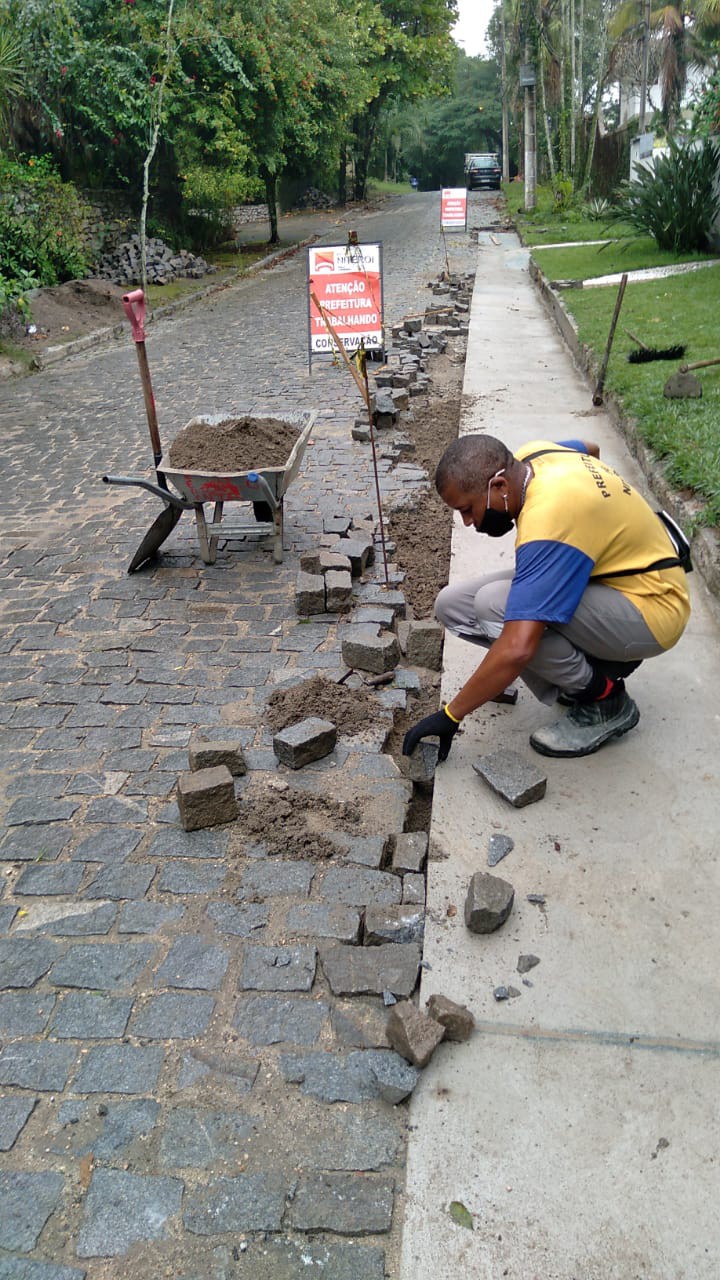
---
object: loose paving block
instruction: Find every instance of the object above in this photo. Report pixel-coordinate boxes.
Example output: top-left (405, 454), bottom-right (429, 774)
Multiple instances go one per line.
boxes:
top-left (402, 740), bottom-right (439, 784)
top-left (300, 549), bottom-right (352, 575)
top-left (472, 748), bottom-right (547, 808)
top-left (328, 537), bottom-right (374, 577)
top-left (391, 831), bottom-right (428, 874)
top-left (364, 906), bottom-right (424, 946)
top-left (296, 570), bottom-right (325, 615)
top-left (341, 629), bottom-right (400, 675)
top-left (183, 1173), bottom-right (287, 1235)
top-left (386, 1001), bottom-right (445, 1067)
top-left (325, 569), bottom-right (353, 612)
top-left (287, 1172), bottom-right (394, 1233)
top-left (273, 718), bottom-right (337, 769)
top-left (490, 684), bottom-right (519, 705)
top-left (391, 388), bottom-right (410, 411)
top-left (402, 873), bottom-right (426, 905)
top-left (405, 620), bottom-right (443, 670)
top-left (188, 737), bottom-right (247, 776)
top-left (426, 993), bottom-right (475, 1042)
top-left (321, 942), bottom-right (420, 997)
top-left (177, 765), bottom-right (238, 832)
top-left (0, 1170), bottom-right (64, 1252)
top-left (464, 872), bottom-right (515, 934)
top-left (76, 1169), bottom-right (182, 1257)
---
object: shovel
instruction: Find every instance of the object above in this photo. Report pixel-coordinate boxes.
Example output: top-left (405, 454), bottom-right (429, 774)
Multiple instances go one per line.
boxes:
top-left (103, 289), bottom-right (188, 572)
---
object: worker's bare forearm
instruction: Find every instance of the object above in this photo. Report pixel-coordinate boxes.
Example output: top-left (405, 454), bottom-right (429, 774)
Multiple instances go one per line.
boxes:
top-left (445, 620), bottom-right (545, 722)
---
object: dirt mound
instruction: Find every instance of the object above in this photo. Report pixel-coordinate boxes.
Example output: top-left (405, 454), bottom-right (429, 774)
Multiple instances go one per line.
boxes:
top-left (20, 279), bottom-right (126, 349)
top-left (168, 416), bottom-right (300, 472)
top-left (231, 779), bottom-right (361, 860)
top-left (266, 675), bottom-right (381, 737)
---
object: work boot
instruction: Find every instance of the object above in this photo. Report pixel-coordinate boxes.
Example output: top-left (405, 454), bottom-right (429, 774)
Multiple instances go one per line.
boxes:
top-left (529, 686), bottom-right (640, 758)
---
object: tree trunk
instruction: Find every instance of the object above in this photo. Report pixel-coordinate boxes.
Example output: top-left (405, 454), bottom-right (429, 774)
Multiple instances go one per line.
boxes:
top-left (581, 25), bottom-right (608, 193)
top-left (524, 37), bottom-right (537, 210)
top-left (539, 52), bottom-right (556, 183)
top-left (500, 1), bottom-right (510, 182)
top-left (338, 143), bottom-right (347, 207)
top-left (262, 168), bottom-right (279, 244)
top-left (570, 0), bottom-right (576, 174)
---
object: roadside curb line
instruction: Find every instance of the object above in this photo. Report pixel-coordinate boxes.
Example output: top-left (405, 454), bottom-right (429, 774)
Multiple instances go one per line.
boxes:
top-left (13, 234), bottom-right (320, 377)
top-left (529, 256), bottom-right (720, 608)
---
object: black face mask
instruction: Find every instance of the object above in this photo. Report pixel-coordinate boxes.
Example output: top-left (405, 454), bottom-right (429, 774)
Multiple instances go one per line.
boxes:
top-left (479, 507), bottom-right (514, 537)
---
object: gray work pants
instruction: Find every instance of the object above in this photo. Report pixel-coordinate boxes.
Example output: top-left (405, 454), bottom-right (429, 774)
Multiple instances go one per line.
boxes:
top-left (435, 571), bottom-right (664, 704)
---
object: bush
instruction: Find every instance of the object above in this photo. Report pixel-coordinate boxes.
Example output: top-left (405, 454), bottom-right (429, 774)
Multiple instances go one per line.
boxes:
top-left (0, 155), bottom-right (91, 285)
top-left (613, 137), bottom-right (720, 253)
top-left (180, 166), bottom-right (264, 250)
top-left (0, 267), bottom-right (39, 339)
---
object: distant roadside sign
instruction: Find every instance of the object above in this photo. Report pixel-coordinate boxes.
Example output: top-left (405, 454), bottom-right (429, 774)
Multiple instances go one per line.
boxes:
top-left (441, 188), bottom-right (467, 231)
top-left (307, 242), bottom-right (384, 361)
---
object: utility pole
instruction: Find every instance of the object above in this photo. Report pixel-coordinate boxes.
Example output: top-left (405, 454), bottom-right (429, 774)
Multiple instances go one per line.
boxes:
top-left (522, 48), bottom-right (537, 211)
top-left (500, 0), bottom-right (510, 183)
top-left (638, 0), bottom-right (652, 133)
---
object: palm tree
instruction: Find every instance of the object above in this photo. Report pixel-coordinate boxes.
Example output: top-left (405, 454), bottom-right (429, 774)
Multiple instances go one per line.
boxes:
top-left (0, 27), bottom-right (25, 140)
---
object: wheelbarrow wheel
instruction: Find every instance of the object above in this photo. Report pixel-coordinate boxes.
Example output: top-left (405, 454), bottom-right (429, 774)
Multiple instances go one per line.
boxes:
top-left (253, 501), bottom-right (273, 523)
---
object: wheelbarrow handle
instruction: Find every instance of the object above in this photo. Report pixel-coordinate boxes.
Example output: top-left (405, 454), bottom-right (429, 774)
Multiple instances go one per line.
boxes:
top-left (122, 289), bottom-right (146, 343)
top-left (247, 471), bottom-right (279, 512)
top-left (102, 474), bottom-right (191, 511)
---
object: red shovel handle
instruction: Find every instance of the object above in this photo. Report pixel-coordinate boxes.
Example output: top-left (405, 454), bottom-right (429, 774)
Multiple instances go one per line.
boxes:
top-left (122, 289), bottom-right (146, 343)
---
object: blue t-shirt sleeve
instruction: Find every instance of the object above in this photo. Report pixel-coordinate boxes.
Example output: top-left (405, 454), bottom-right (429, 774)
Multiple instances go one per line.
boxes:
top-left (556, 438), bottom-right (589, 453)
top-left (505, 540), bottom-right (594, 624)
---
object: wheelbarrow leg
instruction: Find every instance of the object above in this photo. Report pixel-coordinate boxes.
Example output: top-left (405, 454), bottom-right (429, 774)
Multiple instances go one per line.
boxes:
top-left (273, 500), bottom-right (284, 564)
top-left (194, 502), bottom-right (223, 565)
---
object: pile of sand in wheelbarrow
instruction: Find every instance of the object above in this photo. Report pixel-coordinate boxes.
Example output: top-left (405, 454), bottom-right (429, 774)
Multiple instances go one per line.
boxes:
top-left (168, 415), bottom-right (300, 472)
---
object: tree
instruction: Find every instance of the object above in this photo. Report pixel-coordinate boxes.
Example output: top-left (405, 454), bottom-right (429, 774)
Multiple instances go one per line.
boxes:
top-left (401, 50), bottom-right (502, 189)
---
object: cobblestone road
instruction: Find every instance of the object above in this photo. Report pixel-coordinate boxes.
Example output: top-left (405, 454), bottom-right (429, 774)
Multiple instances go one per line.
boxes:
top-left (0, 192), bottom-right (495, 1280)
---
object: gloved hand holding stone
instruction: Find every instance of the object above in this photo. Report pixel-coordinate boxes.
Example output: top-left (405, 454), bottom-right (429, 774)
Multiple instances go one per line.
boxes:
top-left (402, 706), bottom-right (461, 762)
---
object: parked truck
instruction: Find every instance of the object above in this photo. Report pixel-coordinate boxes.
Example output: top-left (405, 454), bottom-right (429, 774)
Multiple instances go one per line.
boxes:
top-left (464, 152), bottom-right (502, 191)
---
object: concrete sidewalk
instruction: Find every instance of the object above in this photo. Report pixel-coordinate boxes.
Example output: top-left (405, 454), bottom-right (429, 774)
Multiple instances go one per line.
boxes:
top-left (401, 231), bottom-right (720, 1279)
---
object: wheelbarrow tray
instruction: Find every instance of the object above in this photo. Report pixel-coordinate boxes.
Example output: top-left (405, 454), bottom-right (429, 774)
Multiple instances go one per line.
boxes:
top-left (158, 409), bottom-right (316, 564)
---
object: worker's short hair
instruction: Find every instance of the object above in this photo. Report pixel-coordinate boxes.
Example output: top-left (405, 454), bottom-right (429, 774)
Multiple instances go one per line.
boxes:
top-left (435, 435), bottom-right (514, 496)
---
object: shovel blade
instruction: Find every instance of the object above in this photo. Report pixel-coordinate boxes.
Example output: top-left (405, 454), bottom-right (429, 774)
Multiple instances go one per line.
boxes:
top-left (127, 505), bottom-right (183, 573)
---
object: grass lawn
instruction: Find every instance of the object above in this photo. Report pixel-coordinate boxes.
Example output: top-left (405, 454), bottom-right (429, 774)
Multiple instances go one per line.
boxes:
top-left (531, 238), bottom-right (715, 281)
top-left (564, 266), bottom-right (720, 527)
top-left (503, 180), bottom-right (637, 245)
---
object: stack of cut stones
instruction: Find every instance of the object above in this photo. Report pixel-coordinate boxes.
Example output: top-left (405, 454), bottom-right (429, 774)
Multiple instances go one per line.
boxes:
top-left (353, 270), bottom-right (475, 441)
top-left (92, 236), bottom-right (216, 287)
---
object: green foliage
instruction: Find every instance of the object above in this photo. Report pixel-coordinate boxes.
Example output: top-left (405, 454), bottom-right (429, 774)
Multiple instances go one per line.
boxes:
top-left (585, 196), bottom-right (612, 219)
top-left (613, 137), bottom-right (720, 252)
top-left (180, 165), bottom-right (264, 250)
top-left (693, 69), bottom-right (720, 137)
top-left (0, 265), bottom-right (38, 338)
top-left (401, 49), bottom-right (502, 190)
top-left (0, 153), bottom-right (91, 284)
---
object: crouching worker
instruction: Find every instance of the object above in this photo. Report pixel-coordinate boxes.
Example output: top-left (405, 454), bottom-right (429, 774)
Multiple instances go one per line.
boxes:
top-left (403, 435), bottom-right (691, 761)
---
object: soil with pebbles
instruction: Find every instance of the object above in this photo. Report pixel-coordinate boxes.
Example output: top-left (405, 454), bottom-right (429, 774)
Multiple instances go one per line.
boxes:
top-left (168, 415), bottom-right (300, 472)
top-left (231, 779), bottom-right (361, 860)
top-left (266, 675), bottom-right (382, 737)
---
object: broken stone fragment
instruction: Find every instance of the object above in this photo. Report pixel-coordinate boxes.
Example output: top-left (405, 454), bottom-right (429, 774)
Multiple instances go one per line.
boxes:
top-left (177, 765), bottom-right (238, 832)
top-left (473, 748), bottom-right (547, 808)
top-left (363, 906), bottom-right (425, 946)
top-left (188, 737), bottom-right (247, 776)
top-left (517, 954), bottom-right (540, 974)
top-left (273, 717), bottom-right (337, 769)
top-left (487, 833), bottom-right (514, 867)
top-left (405, 620), bottom-right (443, 671)
top-left (425, 993), bottom-right (475, 1042)
top-left (386, 1001), bottom-right (445, 1068)
top-left (464, 872), bottom-right (514, 934)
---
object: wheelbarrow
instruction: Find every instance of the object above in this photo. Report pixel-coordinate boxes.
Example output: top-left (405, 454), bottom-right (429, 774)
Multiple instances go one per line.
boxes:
top-left (103, 287), bottom-right (316, 570)
top-left (104, 410), bottom-right (316, 568)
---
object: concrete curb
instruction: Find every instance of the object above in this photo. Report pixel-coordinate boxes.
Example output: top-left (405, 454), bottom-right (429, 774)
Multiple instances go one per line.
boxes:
top-left (13, 234), bottom-right (320, 376)
top-left (529, 256), bottom-right (720, 607)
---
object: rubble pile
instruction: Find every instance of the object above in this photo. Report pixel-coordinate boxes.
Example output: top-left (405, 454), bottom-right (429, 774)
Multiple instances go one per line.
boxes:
top-left (291, 187), bottom-right (336, 210)
top-left (92, 235), bottom-right (217, 287)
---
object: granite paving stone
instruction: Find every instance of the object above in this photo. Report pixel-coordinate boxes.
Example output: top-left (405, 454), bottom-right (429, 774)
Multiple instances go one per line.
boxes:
top-left (155, 937), bottom-right (230, 990)
top-left (49, 943), bottom-right (155, 991)
top-left (288, 1106), bottom-right (403, 1170)
top-left (49, 993), bottom-right (133, 1039)
top-left (0, 1170), bottom-right (65, 1252)
top-left (279, 1049), bottom-right (418, 1104)
top-left (159, 1107), bottom-right (255, 1169)
top-left (0, 1095), bottom-right (37, 1151)
top-left (85, 864), bottom-right (157, 899)
top-left (183, 1173), bottom-right (288, 1235)
top-left (155, 861), bottom-right (227, 895)
top-left (0, 904), bottom-right (17, 930)
top-left (23, 902), bottom-right (118, 937)
top-left (287, 1171), bottom-right (394, 1233)
top-left (234, 1240), bottom-right (385, 1280)
top-left (0, 993), bottom-right (55, 1034)
top-left (85, 796), bottom-right (148, 824)
top-left (234, 995), bottom-right (328, 1045)
top-left (321, 942), bottom-right (421, 997)
top-left (14, 863), bottom-right (86, 897)
top-left (52, 1099), bottom-right (160, 1159)
top-left (0, 824), bottom-right (71, 862)
top-left (76, 1169), bottom-right (183, 1257)
top-left (317, 867), bottom-right (402, 907)
top-left (238, 860), bottom-right (315, 899)
top-left (0, 1261), bottom-right (86, 1280)
top-left (176, 1049), bottom-right (258, 1094)
top-left (206, 901), bottom-right (268, 936)
top-left (0, 938), bottom-right (59, 988)
top-left (5, 798), bottom-right (79, 826)
top-left (146, 828), bottom-right (230, 860)
top-left (71, 1044), bottom-right (164, 1094)
top-left (118, 902), bottom-right (186, 934)
top-left (70, 828), bottom-right (142, 863)
top-left (284, 902), bottom-right (361, 943)
top-left (129, 993), bottom-right (215, 1039)
top-left (239, 944), bottom-right (317, 992)
top-left (0, 1041), bottom-right (77, 1091)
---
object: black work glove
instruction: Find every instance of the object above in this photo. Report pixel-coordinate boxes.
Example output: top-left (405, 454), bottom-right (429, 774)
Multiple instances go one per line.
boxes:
top-left (402, 706), bottom-right (461, 763)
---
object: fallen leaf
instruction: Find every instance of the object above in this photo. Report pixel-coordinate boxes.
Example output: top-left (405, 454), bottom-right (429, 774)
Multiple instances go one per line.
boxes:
top-left (78, 1153), bottom-right (94, 1189)
top-left (449, 1200), bottom-right (474, 1230)
top-left (446, 904), bottom-right (457, 917)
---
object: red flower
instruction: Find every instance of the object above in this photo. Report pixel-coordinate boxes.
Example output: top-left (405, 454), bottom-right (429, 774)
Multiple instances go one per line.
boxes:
top-left (60, 65), bottom-right (68, 76)
top-left (55, 128), bottom-right (64, 138)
